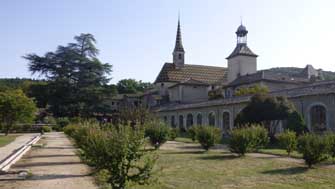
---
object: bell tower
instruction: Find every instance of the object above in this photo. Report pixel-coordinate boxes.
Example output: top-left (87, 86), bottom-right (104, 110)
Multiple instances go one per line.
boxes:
top-left (227, 23), bottom-right (258, 82)
top-left (173, 18), bottom-right (185, 68)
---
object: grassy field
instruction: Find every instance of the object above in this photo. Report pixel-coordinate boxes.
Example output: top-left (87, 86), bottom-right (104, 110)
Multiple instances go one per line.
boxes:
top-left (130, 148), bottom-right (335, 189)
top-left (0, 135), bottom-right (18, 147)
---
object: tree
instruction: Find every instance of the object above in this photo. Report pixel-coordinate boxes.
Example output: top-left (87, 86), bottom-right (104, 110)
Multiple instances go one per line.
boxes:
top-left (235, 94), bottom-right (295, 139)
top-left (24, 33), bottom-right (112, 117)
top-left (0, 90), bottom-right (37, 135)
top-left (117, 79), bottom-right (153, 94)
top-left (286, 111), bottom-right (308, 135)
top-left (235, 84), bottom-right (269, 96)
top-left (278, 130), bottom-right (297, 156)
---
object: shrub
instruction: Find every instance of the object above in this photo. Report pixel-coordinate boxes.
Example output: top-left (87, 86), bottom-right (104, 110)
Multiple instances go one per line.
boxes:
top-left (63, 124), bottom-right (78, 137)
top-left (72, 124), bottom-right (155, 188)
top-left (286, 111), bottom-right (308, 135)
top-left (188, 126), bottom-right (197, 141)
top-left (278, 130), bottom-right (297, 156)
top-left (169, 128), bottom-right (178, 141)
top-left (145, 121), bottom-right (170, 149)
top-left (297, 133), bottom-right (328, 168)
top-left (325, 133), bottom-right (335, 163)
top-left (41, 126), bottom-right (51, 133)
top-left (229, 125), bottom-right (269, 156)
top-left (196, 126), bottom-right (221, 151)
top-left (56, 117), bottom-right (70, 128)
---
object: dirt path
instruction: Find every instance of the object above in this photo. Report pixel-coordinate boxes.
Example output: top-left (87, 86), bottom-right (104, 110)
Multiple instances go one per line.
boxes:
top-left (161, 141), bottom-right (304, 164)
top-left (0, 132), bottom-right (97, 189)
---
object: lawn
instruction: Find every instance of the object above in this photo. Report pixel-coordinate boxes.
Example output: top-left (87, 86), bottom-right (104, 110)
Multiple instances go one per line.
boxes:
top-left (0, 135), bottom-right (18, 147)
top-left (130, 148), bottom-right (335, 189)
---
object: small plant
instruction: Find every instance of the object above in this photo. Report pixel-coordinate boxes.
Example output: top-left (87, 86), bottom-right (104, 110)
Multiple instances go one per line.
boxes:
top-left (188, 126), bottom-right (197, 141)
top-left (277, 130), bottom-right (297, 156)
top-left (145, 120), bottom-right (170, 149)
top-left (74, 124), bottom-right (156, 189)
top-left (41, 126), bottom-right (51, 133)
top-left (169, 128), bottom-right (178, 141)
top-left (229, 125), bottom-right (269, 156)
top-left (297, 133), bottom-right (328, 168)
top-left (196, 126), bottom-right (221, 151)
top-left (56, 117), bottom-right (70, 128)
top-left (63, 124), bottom-right (78, 137)
top-left (325, 133), bottom-right (335, 163)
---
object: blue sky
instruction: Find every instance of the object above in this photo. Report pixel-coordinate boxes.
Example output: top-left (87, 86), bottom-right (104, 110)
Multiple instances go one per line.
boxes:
top-left (1, 0), bottom-right (335, 83)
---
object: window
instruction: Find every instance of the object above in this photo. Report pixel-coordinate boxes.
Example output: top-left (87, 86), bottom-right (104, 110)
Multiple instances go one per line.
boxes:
top-left (161, 83), bottom-right (164, 87)
top-left (186, 114), bottom-right (193, 128)
top-left (163, 116), bottom-right (168, 123)
top-left (179, 115), bottom-right (184, 130)
top-left (171, 116), bottom-right (176, 128)
top-left (222, 112), bottom-right (230, 132)
top-left (178, 54), bottom-right (182, 59)
top-left (208, 112), bottom-right (215, 126)
top-left (310, 105), bottom-right (327, 133)
top-left (197, 114), bottom-right (202, 126)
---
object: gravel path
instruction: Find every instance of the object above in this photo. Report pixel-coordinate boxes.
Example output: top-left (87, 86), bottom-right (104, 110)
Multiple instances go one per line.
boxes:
top-left (0, 132), bottom-right (97, 189)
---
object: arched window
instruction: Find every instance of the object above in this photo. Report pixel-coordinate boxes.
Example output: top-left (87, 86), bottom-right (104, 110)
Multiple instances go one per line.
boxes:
top-left (197, 114), bottom-right (202, 126)
top-left (171, 116), bottom-right (176, 128)
top-left (186, 114), bottom-right (193, 128)
top-left (310, 105), bottom-right (327, 133)
top-left (222, 112), bottom-right (230, 132)
top-left (208, 112), bottom-right (215, 126)
top-left (179, 115), bottom-right (184, 130)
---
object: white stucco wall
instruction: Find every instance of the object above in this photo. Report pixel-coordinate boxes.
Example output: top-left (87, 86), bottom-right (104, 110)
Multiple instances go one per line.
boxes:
top-left (227, 55), bottom-right (257, 82)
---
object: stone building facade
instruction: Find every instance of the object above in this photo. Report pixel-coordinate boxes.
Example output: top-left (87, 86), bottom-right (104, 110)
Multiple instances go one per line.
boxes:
top-left (145, 19), bottom-right (335, 133)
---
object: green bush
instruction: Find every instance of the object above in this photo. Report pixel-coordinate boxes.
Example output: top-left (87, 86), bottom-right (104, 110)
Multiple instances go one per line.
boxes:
top-left (286, 111), bottom-right (308, 135)
top-left (41, 126), bottom-right (51, 133)
top-left (297, 133), bottom-right (329, 168)
top-left (196, 126), bottom-right (221, 151)
top-left (71, 123), bottom-right (155, 188)
top-left (278, 130), bottom-right (297, 156)
top-left (229, 125), bottom-right (269, 156)
top-left (63, 124), bottom-right (78, 137)
top-left (169, 128), bottom-right (178, 141)
top-left (325, 133), bottom-right (335, 163)
top-left (145, 121), bottom-right (170, 149)
top-left (56, 117), bottom-right (70, 128)
top-left (188, 126), bottom-right (197, 141)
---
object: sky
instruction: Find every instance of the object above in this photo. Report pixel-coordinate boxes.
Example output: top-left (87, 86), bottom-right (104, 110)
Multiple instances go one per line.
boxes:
top-left (1, 0), bottom-right (335, 84)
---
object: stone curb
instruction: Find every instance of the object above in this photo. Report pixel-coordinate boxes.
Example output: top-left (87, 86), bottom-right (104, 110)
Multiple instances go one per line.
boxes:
top-left (0, 134), bottom-right (42, 172)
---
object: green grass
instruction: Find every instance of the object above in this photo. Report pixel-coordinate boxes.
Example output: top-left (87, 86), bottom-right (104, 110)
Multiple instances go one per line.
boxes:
top-left (258, 148), bottom-right (303, 159)
top-left (0, 135), bottom-right (18, 147)
top-left (130, 149), bottom-right (335, 189)
top-left (174, 137), bottom-right (195, 143)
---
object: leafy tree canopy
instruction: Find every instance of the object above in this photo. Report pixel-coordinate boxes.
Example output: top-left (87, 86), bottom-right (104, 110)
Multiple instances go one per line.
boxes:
top-left (116, 79), bottom-right (153, 94)
top-left (235, 84), bottom-right (269, 96)
top-left (235, 94), bottom-right (295, 138)
top-left (0, 89), bottom-right (37, 135)
top-left (24, 33), bottom-right (112, 117)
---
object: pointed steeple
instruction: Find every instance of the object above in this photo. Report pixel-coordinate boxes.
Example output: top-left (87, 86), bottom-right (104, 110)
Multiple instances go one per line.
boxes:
top-left (174, 18), bottom-right (184, 52)
top-left (173, 17), bottom-right (185, 68)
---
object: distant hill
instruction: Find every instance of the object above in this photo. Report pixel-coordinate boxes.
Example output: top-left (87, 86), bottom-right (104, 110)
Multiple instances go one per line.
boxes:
top-left (0, 78), bottom-right (43, 91)
top-left (265, 67), bottom-right (335, 80)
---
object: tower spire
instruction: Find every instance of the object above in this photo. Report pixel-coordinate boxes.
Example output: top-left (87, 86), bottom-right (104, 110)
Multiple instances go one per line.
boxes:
top-left (174, 17), bottom-right (184, 52)
top-left (173, 16), bottom-right (185, 68)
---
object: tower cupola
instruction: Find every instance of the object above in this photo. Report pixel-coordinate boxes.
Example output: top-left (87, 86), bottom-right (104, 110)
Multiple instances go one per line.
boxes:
top-left (236, 24), bottom-right (248, 44)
